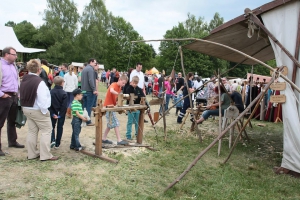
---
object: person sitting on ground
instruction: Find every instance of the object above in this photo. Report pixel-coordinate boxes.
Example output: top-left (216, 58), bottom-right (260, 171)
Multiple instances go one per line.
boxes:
top-left (125, 76), bottom-right (145, 140)
top-left (70, 89), bottom-right (88, 151)
top-left (49, 76), bottom-right (68, 149)
top-left (196, 86), bottom-right (231, 124)
top-left (102, 74), bottom-right (129, 145)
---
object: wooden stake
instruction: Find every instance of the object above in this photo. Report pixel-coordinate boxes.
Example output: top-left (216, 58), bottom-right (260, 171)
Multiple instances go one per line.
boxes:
top-left (137, 97), bottom-right (146, 144)
top-left (179, 46), bottom-right (202, 142)
top-left (218, 72), bottom-right (222, 156)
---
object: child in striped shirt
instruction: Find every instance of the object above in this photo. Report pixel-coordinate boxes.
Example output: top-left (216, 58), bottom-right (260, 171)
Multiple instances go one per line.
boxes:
top-left (70, 89), bottom-right (88, 151)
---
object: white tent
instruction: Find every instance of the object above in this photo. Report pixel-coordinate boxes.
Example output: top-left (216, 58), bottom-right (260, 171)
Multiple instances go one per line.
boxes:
top-left (261, 1), bottom-right (300, 174)
top-left (0, 26), bottom-right (46, 53)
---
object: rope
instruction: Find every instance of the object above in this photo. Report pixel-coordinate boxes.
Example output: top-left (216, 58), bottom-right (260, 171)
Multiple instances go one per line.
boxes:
top-left (172, 47), bottom-right (180, 70)
top-left (127, 43), bottom-right (134, 70)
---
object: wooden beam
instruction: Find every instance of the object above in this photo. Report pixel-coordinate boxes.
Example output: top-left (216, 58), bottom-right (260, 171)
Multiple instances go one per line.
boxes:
top-left (80, 150), bottom-right (118, 164)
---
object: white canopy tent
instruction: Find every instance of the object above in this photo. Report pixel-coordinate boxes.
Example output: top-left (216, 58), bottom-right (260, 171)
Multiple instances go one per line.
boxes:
top-left (0, 26), bottom-right (46, 53)
top-left (261, 1), bottom-right (300, 174)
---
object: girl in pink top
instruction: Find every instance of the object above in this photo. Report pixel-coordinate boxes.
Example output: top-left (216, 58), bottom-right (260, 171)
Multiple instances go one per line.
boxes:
top-left (160, 76), bottom-right (175, 115)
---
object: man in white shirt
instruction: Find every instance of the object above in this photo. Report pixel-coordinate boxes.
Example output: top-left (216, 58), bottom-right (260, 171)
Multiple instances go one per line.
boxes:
top-left (130, 63), bottom-right (146, 95)
top-left (20, 59), bottom-right (59, 161)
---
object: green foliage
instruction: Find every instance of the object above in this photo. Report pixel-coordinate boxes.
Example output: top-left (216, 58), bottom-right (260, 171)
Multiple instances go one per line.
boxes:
top-left (36, 0), bottom-right (80, 63)
top-left (158, 13), bottom-right (227, 77)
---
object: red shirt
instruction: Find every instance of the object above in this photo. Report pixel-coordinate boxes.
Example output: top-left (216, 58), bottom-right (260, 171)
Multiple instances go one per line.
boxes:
top-left (103, 82), bottom-right (121, 106)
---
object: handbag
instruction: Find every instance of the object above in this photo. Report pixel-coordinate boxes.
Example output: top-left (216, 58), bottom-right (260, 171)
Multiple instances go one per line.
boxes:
top-left (15, 99), bottom-right (27, 129)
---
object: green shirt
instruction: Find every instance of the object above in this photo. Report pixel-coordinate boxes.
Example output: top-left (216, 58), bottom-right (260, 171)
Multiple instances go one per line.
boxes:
top-left (78, 72), bottom-right (82, 87)
top-left (71, 100), bottom-right (83, 116)
top-left (221, 93), bottom-right (231, 110)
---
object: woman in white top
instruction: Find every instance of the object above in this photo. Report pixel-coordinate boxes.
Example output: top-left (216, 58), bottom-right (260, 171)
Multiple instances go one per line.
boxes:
top-left (63, 65), bottom-right (78, 118)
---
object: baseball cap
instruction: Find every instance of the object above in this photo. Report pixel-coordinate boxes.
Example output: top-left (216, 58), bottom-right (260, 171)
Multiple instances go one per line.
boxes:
top-left (73, 88), bottom-right (83, 96)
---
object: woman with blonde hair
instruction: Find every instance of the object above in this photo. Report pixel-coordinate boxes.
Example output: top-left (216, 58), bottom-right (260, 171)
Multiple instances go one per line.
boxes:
top-left (63, 65), bottom-right (78, 118)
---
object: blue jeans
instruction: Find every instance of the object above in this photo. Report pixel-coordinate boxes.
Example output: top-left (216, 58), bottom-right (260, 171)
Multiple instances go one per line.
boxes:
top-left (93, 94), bottom-right (97, 107)
top-left (83, 91), bottom-right (94, 124)
top-left (177, 97), bottom-right (193, 123)
top-left (70, 116), bottom-right (82, 149)
top-left (158, 87), bottom-right (163, 98)
top-left (202, 109), bottom-right (225, 120)
top-left (160, 94), bottom-right (172, 114)
top-left (126, 110), bottom-right (140, 139)
top-left (67, 92), bottom-right (74, 108)
top-left (51, 116), bottom-right (66, 147)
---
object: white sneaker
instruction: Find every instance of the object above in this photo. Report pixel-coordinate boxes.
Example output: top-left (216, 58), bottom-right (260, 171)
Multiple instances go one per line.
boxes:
top-left (54, 146), bottom-right (59, 150)
top-left (50, 142), bottom-right (56, 148)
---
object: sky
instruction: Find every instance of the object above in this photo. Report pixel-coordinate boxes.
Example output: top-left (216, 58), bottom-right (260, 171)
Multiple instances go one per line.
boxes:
top-left (0, 0), bottom-right (271, 52)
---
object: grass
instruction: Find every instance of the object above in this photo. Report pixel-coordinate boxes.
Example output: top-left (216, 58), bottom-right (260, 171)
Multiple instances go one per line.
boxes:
top-left (0, 84), bottom-right (299, 199)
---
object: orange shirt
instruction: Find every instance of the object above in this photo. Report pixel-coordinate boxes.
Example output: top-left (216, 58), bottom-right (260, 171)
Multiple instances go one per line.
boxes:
top-left (103, 82), bottom-right (121, 106)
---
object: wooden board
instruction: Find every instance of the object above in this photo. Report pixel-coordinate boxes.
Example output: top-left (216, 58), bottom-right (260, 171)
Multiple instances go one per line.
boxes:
top-left (270, 66), bottom-right (288, 76)
top-left (270, 95), bottom-right (286, 103)
top-left (270, 82), bottom-right (286, 91)
top-left (149, 98), bottom-right (163, 106)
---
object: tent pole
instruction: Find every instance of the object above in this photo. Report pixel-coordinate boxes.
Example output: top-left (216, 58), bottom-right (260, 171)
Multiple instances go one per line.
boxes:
top-left (292, 11), bottom-right (300, 85)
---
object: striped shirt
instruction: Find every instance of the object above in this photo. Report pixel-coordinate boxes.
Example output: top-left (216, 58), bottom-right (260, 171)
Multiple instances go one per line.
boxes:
top-left (71, 100), bottom-right (83, 116)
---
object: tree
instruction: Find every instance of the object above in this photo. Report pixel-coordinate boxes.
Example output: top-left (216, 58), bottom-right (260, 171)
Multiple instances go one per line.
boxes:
top-left (36, 0), bottom-right (80, 63)
top-left (208, 12), bottom-right (224, 32)
top-left (77, 0), bottom-right (109, 64)
top-left (13, 21), bottom-right (39, 48)
top-left (4, 21), bottom-right (16, 27)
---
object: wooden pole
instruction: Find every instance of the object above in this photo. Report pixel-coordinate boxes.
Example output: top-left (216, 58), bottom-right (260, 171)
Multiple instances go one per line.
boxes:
top-left (95, 99), bottom-right (103, 156)
top-left (164, 78), bottom-right (274, 192)
top-left (131, 38), bottom-right (300, 93)
top-left (223, 76), bottom-right (274, 164)
top-left (179, 46), bottom-right (202, 142)
top-left (137, 97), bottom-right (146, 144)
top-left (217, 71), bottom-right (222, 156)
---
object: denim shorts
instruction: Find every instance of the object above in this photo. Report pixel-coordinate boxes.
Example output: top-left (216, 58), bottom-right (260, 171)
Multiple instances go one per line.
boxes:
top-left (106, 111), bottom-right (119, 129)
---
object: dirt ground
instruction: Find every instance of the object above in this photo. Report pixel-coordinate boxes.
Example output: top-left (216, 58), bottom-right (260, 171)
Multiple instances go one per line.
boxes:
top-left (1, 96), bottom-right (221, 160)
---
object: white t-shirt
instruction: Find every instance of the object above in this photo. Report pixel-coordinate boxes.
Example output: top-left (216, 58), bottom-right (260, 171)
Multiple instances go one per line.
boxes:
top-left (130, 69), bottom-right (145, 89)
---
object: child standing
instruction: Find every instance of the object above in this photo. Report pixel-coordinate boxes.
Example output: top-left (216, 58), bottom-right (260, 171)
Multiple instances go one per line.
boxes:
top-left (49, 76), bottom-right (68, 149)
top-left (125, 76), bottom-right (145, 140)
top-left (70, 89), bottom-right (87, 151)
top-left (102, 75), bottom-right (129, 145)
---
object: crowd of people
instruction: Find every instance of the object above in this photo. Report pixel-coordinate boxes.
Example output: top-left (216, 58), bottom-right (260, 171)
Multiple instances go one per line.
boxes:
top-left (0, 46), bottom-right (247, 160)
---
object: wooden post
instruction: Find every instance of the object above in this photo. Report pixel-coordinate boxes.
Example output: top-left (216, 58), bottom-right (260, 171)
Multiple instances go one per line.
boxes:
top-left (81, 99), bottom-right (118, 164)
top-left (137, 97), bottom-right (146, 144)
top-left (218, 72), bottom-right (222, 156)
top-left (95, 99), bottom-right (102, 156)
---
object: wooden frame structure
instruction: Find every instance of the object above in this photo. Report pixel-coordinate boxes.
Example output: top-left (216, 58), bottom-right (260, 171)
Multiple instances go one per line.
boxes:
top-left (80, 98), bottom-right (148, 163)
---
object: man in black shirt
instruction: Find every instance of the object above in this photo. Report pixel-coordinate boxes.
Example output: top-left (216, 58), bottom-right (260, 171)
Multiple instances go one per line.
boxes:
top-left (175, 72), bottom-right (184, 92)
top-left (108, 68), bottom-right (116, 85)
top-left (158, 74), bottom-right (164, 97)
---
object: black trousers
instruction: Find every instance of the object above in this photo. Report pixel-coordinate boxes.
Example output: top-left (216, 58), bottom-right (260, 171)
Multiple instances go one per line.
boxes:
top-left (0, 95), bottom-right (18, 149)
